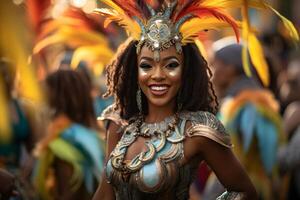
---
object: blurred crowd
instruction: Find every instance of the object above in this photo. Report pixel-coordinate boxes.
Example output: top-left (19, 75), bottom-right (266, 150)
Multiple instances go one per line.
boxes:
top-left (0, 0), bottom-right (299, 200)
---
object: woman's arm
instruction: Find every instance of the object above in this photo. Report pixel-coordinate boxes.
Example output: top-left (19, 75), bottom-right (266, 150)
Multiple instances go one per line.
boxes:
top-left (93, 121), bottom-right (122, 200)
top-left (197, 137), bottom-right (258, 200)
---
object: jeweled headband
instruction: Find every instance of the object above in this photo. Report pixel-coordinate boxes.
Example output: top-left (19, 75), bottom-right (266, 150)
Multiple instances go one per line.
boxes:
top-left (94, 0), bottom-right (299, 86)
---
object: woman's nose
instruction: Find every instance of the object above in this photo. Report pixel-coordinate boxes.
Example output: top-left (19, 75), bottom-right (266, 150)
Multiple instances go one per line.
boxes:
top-left (151, 66), bottom-right (165, 81)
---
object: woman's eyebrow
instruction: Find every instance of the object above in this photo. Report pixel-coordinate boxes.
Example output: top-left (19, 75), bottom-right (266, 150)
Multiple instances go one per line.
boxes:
top-left (139, 56), bottom-right (153, 62)
top-left (162, 56), bottom-right (179, 62)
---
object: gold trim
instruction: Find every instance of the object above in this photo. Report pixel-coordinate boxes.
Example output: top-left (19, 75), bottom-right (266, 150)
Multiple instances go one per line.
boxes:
top-left (186, 124), bottom-right (232, 148)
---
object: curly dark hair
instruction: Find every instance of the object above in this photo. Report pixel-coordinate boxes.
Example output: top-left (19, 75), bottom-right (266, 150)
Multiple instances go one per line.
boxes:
top-left (46, 69), bottom-right (98, 129)
top-left (104, 38), bottom-right (218, 120)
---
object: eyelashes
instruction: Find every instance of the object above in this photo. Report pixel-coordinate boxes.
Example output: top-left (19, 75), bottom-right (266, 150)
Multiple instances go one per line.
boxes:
top-left (139, 63), bottom-right (152, 70)
top-left (139, 61), bottom-right (180, 70)
top-left (166, 62), bottom-right (180, 69)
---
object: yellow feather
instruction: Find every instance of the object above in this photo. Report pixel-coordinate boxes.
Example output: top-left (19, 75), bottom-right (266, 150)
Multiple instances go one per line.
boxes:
top-left (266, 4), bottom-right (299, 42)
top-left (248, 33), bottom-right (270, 86)
top-left (93, 63), bottom-right (105, 76)
top-left (34, 27), bottom-right (109, 53)
top-left (0, 78), bottom-right (11, 143)
top-left (0, 2), bottom-right (43, 104)
top-left (201, 0), bottom-right (265, 9)
top-left (180, 18), bottom-right (241, 44)
top-left (99, 0), bottom-right (127, 15)
top-left (241, 0), bottom-right (270, 86)
top-left (70, 45), bottom-right (114, 70)
top-left (94, 6), bottom-right (141, 40)
top-left (241, 0), bottom-right (252, 77)
top-left (194, 39), bottom-right (208, 60)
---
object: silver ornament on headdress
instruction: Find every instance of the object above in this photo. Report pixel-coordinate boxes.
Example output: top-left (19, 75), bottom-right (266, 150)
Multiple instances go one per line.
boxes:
top-left (135, 1), bottom-right (192, 62)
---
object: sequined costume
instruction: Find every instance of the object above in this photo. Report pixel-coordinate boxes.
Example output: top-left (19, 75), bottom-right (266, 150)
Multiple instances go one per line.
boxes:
top-left (100, 105), bottom-right (232, 200)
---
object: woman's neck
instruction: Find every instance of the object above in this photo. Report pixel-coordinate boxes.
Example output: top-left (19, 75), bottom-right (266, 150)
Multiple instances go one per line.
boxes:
top-left (145, 100), bottom-right (176, 123)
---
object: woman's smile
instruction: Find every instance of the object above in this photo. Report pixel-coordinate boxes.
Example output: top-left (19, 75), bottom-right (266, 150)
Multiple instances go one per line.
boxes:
top-left (148, 84), bottom-right (170, 96)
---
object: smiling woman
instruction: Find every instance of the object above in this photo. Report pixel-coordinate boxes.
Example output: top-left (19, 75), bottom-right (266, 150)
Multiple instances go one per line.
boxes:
top-left (138, 45), bottom-right (183, 113)
top-left (92, 1), bottom-right (258, 200)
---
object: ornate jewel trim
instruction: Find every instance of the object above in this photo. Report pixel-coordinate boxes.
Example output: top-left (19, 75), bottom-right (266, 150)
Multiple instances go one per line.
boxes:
top-left (186, 124), bottom-right (232, 148)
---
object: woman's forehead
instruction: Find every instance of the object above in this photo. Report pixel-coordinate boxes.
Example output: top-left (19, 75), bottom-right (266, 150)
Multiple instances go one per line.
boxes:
top-left (138, 45), bottom-right (183, 62)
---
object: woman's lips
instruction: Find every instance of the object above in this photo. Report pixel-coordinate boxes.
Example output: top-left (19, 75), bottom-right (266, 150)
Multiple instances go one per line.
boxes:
top-left (149, 84), bottom-right (170, 96)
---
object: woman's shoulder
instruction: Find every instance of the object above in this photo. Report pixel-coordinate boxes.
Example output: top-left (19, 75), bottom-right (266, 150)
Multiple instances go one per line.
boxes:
top-left (98, 104), bottom-right (128, 128)
top-left (180, 111), bottom-right (232, 148)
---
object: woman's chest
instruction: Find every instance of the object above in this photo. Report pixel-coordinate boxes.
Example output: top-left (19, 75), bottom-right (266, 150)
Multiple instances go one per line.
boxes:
top-left (106, 125), bottom-right (201, 194)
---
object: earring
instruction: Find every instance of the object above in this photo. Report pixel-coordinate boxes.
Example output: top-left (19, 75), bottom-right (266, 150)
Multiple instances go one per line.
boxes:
top-left (136, 87), bottom-right (142, 113)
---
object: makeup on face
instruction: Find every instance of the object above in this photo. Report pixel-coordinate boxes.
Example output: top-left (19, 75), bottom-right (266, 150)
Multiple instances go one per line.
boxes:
top-left (137, 46), bottom-right (183, 108)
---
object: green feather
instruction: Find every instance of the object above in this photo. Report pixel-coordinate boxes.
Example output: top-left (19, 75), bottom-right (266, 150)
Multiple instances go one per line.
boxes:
top-left (48, 138), bottom-right (85, 191)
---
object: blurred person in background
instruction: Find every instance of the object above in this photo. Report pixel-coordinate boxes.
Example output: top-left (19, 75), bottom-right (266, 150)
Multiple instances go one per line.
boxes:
top-left (277, 51), bottom-right (300, 200)
top-left (0, 168), bottom-right (18, 199)
top-left (58, 50), bottom-right (114, 119)
top-left (32, 69), bottom-right (105, 200)
top-left (203, 43), bottom-right (283, 200)
top-left (0, 58), bottom-right (40, 199)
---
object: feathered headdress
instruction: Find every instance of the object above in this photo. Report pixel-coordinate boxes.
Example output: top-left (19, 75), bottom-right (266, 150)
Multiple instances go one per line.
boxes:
top-left (94, 0), bottom-right (299, 86)
top-left (94, 0), bottom-right (240, 61)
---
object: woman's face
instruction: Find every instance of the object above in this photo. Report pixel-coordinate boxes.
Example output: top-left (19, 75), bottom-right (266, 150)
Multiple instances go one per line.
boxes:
top-left (137, 45), bottom-right (183, 108)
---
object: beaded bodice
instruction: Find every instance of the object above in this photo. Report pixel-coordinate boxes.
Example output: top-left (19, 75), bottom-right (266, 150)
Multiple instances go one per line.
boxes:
top-left (102, 108), bottom-right (232, 200)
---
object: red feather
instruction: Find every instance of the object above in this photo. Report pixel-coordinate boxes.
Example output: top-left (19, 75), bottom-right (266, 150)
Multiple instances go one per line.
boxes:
top-left (26, 0), bottom-right (51, 33)
top-left (172, 0), bottom-right (198, 21)
top-left (113, 0), bottom-right (144, 18)
top-left (176, 5), bottom-right (239, 41)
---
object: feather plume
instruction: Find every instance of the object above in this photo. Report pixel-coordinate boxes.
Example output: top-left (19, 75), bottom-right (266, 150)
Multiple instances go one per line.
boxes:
top-left (200, 0), bottom-right (265, 9)
top-left (34, 27), bottom-right (109, 53)
top-left (113, 0), bottom-right (144, 18)
top-left (0, 77), bottom-right (11, 143)
top-left (173, 0), bottom-right (198, 21)
top-left (266, 4), bottom-right (299, 43)
top-left (175, 2), bottom-right (240, 41)
top-left (137, 0), bottom-right (152, 18)
top-left (0, 2), bottom-right (43, 104)
top-left (71, 45), bottom-right (114, 75)
top-left (180, 18), bottom-right (241, 43)
top-left (248, 33), bottom-right (270, 86)
top-left (33, 7), bottom-right (114, 75)
top-left (94, 8), bottom-right (141, 39)
top-left (241, 0), bottom-right (270, 86)
top-left (25, 0), bottom-right (51, 33)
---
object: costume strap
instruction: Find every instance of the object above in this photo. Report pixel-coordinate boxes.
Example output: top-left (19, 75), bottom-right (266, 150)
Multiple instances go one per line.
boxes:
top-left (97, 104), bottom-right (128, 130)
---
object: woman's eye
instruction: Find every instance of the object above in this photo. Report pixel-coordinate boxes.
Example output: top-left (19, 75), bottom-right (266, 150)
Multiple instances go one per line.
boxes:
top-left (166, 62), bottom-right (179, 69)
top-left (139, 63), bottom-right (152, 69)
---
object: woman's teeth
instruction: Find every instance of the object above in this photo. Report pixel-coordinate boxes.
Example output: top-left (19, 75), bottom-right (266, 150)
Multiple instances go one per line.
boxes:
top-left (150, 86), bottom-right (168, 91)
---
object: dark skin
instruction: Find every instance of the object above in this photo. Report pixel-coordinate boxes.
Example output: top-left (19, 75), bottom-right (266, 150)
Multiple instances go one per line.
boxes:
top-left (93, 46), bottom-right (257, 200)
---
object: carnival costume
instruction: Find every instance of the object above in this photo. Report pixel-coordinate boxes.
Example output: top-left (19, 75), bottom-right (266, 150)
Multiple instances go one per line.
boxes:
top-left (33, 115), bottom-right (104, 200)
top-left (101, 105), bottom-right (234, 200)
top-left (94, 0), bottom-right (298, 199)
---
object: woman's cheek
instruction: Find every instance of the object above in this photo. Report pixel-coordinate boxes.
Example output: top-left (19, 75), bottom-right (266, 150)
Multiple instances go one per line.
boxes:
top-left (138, 67), bottom-right (149, 77)
top-left (167, 66), bottom-right (182, 78)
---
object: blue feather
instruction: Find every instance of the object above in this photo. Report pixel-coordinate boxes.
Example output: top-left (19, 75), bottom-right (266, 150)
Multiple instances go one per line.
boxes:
top-left (227, 108), bottom-right (243, 135)
top-left (61, 124), bottom-right (105, 179)
top-left (255, 115), bottom-right (278, 174)
top-left (84, 164), bottom-right (94, 193)
top-left (239, 103), bottom-right (257, 152)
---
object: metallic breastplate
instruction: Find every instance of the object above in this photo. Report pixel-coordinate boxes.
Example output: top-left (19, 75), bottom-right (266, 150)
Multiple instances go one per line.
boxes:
top-left (103, 111), bottom-right (231, 200)
top-left (106, 119), bottom-right (194, 199)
